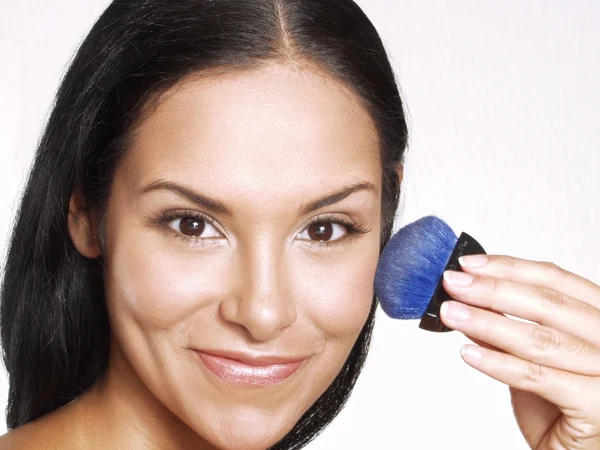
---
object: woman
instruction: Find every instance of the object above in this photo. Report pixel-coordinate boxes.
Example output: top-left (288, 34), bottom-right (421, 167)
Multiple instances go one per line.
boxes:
top-left (1, 1), bottom-right (599, 449)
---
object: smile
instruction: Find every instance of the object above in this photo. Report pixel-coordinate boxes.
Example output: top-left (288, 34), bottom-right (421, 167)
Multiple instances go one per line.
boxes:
top-left (194, 350), bottom-right (307, 387)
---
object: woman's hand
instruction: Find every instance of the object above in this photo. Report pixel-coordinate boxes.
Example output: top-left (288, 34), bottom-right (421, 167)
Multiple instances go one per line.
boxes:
top-left (439, 255), bottom-right (600, 450)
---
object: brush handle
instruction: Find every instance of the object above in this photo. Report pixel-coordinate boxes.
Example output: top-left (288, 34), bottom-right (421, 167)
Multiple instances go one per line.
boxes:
top-left (418, 232), bottom-right (486, 332)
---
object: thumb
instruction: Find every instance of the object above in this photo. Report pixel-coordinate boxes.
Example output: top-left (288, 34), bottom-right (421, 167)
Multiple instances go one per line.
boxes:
top-left (510, 387), bottom-right (560, 448)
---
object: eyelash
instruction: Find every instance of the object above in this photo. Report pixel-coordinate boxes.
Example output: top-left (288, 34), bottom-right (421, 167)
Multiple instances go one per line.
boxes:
top-left (301, 213), bottom-right (371, 249)
top-left (149, 210), bottom-right (221, 248)
top-left (149, 210), bottom-right (371, 249)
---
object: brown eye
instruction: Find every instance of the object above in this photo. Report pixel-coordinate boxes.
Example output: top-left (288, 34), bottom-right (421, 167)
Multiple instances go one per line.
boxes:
top-left (298, 221), bottom-right (349, 243)
top-left (179, 217), bottom-right (205, 236)
top-left (167, 216), bottom-right (221, 239)
top-left (307, 222), bottom-right (334, 241)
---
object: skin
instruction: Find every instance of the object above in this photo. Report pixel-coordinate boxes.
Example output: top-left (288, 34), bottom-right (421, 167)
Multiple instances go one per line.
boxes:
top-left (0, 62), bottom-right (390, 449)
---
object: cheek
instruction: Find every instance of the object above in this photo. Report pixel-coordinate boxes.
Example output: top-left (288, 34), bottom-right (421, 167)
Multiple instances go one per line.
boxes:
top-left (104, 231), bottom-right (228, 329)
top-left (298, 245), bottom-right (379, 339)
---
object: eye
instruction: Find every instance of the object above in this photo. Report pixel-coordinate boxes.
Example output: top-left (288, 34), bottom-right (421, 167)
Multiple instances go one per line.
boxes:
top-left (168, 216), bottom-right (221, 239)
top-left (297, 221), bottom-right (349, 242)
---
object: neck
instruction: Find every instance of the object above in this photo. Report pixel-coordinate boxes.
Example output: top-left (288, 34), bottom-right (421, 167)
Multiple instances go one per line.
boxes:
top-left (70, 338), bottom-right (217, 450)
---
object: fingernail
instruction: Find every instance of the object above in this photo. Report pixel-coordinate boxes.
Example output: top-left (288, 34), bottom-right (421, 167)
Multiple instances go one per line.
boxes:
top-left (443, 270), bottom-right (474, 287)
top-left (459, 254), bottom-right (488, 268)
top-left (461, 345), bottom-right (484, 361)
top-left (441, 301), bottom-right (470, 321)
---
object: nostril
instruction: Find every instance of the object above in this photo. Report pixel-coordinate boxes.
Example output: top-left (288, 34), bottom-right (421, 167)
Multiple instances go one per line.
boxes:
top-left (218, 297), bottom-right (240, 325)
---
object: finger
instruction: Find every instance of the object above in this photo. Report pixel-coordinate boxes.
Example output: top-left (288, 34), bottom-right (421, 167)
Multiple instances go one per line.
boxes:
top-left (446, 299), bottom-right (506, 351)
top-left (443, 271), bottom-right (600, 348)
top-left (458, 255), bottom-right (600, 310)
top-left (466, 335), bottom-right (502, 353)
top-left (441, 300), bottom-right (600, 376)
top-left (458, 343), bottom-right (597, 412)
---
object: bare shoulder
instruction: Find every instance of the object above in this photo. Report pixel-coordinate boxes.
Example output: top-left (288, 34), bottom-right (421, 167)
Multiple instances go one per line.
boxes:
top-left (0, 425), bottom-right (30, 449)
top-left (0, 406), bottom-right (82, 450)
top-left (0, 422), bottom-right (45, 450)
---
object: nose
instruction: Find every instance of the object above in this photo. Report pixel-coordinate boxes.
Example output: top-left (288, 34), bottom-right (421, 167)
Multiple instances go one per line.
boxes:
top-left (219, 240), bottom-right (297, 342)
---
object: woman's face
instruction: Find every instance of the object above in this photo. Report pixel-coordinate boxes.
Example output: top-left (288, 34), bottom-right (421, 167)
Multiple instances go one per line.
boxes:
top-left (102, 63), bottom-right (382, 449)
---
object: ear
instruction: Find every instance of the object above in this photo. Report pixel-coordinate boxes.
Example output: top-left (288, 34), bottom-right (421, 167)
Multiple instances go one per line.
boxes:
top-left (68, 191), bottom-right (102, 258)
top-left (395, 162), bottom-right (404, 184)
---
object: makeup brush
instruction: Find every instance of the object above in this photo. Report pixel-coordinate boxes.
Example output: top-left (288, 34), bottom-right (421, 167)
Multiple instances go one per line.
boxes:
top-left (374, 216), bottom-right (486, 332)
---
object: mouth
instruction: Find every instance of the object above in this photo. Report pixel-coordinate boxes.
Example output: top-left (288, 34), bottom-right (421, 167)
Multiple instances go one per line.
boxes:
top-left (193, 350), bottom-right (307, 387)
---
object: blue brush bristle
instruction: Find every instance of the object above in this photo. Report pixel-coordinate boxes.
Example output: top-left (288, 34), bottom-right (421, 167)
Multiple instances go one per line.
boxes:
top-left (374, 216), bottom-right (458, 319)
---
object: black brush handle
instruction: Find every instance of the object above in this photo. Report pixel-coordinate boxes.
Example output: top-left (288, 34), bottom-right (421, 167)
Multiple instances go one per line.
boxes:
top-left (418, 232), bottom-right (486, 332)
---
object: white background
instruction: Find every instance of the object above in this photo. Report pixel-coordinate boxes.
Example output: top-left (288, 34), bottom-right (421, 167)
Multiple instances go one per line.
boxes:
top-left (0, 1), bottom-right (599, 449)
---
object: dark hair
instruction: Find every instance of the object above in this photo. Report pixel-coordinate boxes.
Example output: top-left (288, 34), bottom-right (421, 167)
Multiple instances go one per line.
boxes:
top-left (0, 0), bottom-right (407, 448)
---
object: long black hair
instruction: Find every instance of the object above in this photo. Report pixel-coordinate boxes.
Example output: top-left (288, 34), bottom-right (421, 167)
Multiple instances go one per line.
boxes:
top-left (0, 0), bottom-right (408, 448)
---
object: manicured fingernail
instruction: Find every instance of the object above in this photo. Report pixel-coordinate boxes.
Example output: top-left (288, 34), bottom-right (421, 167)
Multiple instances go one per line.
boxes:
top-left (461, 345), bottom-right (484, 361)
top-left (443, 270), bottom-right (474, 287)
top-left (459, 254), bottom-right (488, 268)
top-left (441, 301), bottom-right (470, 321)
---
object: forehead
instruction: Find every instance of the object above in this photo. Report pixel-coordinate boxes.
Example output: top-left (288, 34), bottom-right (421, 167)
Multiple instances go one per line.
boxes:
top-left (122, 64), bottom-right (381, 198)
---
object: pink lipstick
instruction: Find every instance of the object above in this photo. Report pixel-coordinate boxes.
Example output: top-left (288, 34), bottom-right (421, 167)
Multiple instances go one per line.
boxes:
top-left (195, 350), bottom-right (305, 387)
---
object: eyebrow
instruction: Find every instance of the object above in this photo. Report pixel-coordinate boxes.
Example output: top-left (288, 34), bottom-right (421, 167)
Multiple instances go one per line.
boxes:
top-left (299, 180), bottom-right (377, 215)
top-left (138, 179), bottom-right (377, 217)
top-left (139, 180), bottom-right (233, 216)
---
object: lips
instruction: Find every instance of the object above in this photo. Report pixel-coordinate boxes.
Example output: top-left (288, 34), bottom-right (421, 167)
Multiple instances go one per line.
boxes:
top-left (194, 350), bottom-right (306, 387)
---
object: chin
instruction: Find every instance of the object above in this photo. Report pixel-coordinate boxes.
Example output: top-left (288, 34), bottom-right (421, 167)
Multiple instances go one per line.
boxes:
top-left (213, 439), bottom-right (283, 450)
top-left (200, 424), bottom-right (292, 450)
top-left (182, 404), bottom-right (299, 450)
